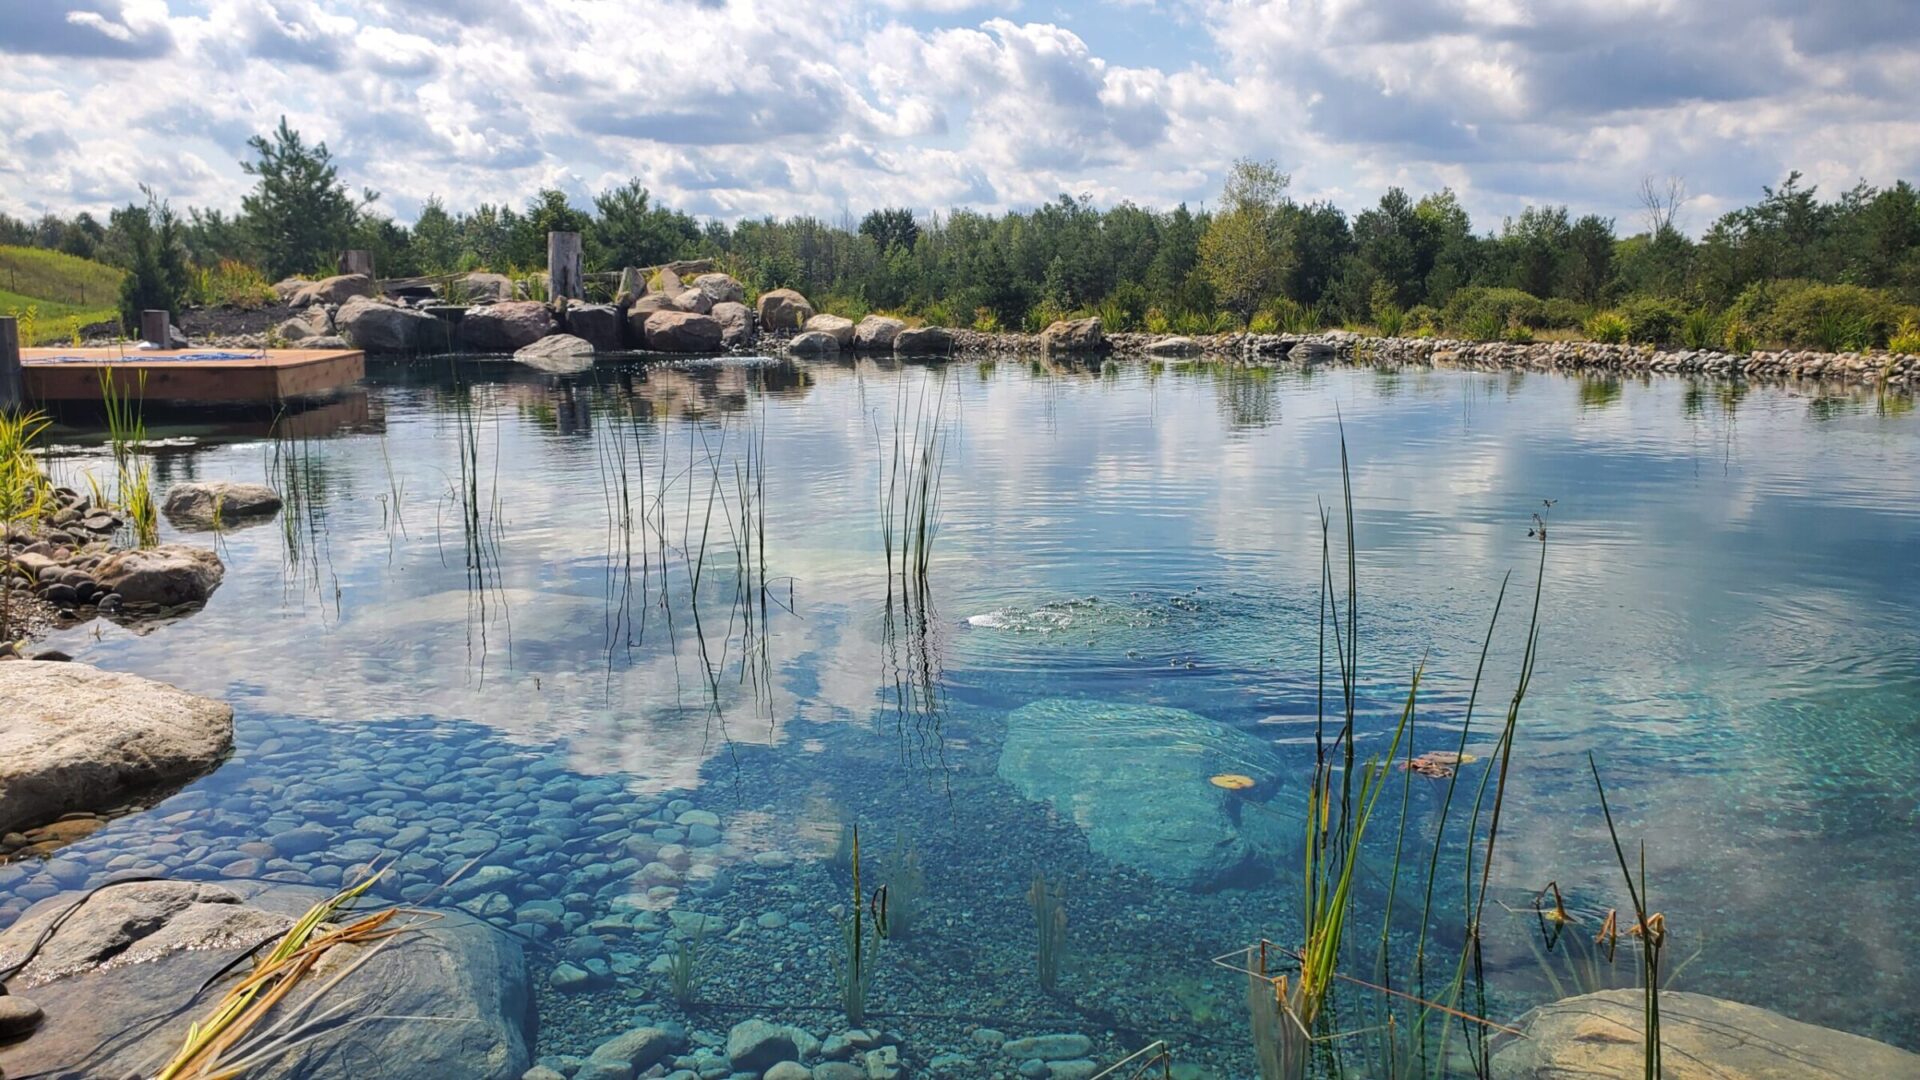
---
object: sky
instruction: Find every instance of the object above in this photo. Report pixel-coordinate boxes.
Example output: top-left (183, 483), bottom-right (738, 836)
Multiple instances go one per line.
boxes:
top-left (2, 0), bottom-right (1918, 235)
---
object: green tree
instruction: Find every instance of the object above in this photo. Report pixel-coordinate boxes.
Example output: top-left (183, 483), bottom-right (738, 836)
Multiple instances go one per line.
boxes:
top-left (1562, 214), bottom-right (1617, 304)
top-left (859, 208), bottom-right (920, 254)
top-left (115, 187), bottom-right (190, 331)
top-left (411, 196), bottom-right (460, 274)
top-left (592, 180), bottom-right (699, 268)
top-left (241, 117), bottom-right (368, 279)
top-left (1197, 158), bottom-right (1293, 319)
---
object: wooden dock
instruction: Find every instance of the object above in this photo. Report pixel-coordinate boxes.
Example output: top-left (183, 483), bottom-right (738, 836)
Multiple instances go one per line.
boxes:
top-left (20, 347), bottom-right (365, 403)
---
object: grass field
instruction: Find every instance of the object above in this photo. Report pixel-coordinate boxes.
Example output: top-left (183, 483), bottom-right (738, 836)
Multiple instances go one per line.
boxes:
top-left (0, 245), bottom-right (122, 342)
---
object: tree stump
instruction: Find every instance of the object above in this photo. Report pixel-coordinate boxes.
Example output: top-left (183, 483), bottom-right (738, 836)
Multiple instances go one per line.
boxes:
top-left (139, 310), bottom-right (171, 348)
top-left (548, 231), bottom-right (584, 301)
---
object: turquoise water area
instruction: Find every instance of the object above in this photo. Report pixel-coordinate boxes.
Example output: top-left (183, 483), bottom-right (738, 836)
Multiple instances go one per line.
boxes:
top-left (5, 357), bottom-right (1917, 1074)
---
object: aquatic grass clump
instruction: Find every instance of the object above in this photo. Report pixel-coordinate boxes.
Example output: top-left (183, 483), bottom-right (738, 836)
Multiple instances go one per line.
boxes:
top-left (667, 921), bottom-right (705, 1007)
top-left (834, 824), bottom-right (883, 1025)
top-left (1028, 871), bottom-right (1068, 993)
top-left (0, 408), bottom-right (55, 523)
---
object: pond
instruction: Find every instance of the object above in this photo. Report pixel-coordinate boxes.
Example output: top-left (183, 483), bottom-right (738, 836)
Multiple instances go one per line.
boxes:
top-left (6, 355), bottom-right (1918, 1076)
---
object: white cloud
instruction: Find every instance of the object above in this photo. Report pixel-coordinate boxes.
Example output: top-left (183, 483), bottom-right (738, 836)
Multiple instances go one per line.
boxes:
top-left (0, 0), bottom-right (1915, 231)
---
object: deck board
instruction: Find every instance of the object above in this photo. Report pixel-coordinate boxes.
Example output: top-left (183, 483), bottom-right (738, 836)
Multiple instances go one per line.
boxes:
top-left (20, 347), bottom-right (365, 403)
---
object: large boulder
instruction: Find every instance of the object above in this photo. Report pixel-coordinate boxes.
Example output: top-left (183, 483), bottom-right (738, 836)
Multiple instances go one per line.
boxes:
top-left (996, 699), bottom-right (1291, 890)
top-left (458, 272), bottom-right (515, 302)
top-left (289, 274), bottom-right (374, 308)
top-left (1144, 336), bottom-right (1200, 357)
top-left (853, 315), bottom-right (905, 350)
top-left (671, 288), bottom-right (715, 315)
top-left (756, 288), bottom-right (815, 331)
top-left (727, 1019), bottom-right (801, 1073)
top-left (643, 311), bottom-right (724, 353)
top-left (513, 334), bottom-right (596, 374)
top-left (711, 301), bottom-right (755, 348)
top-left (1490, 989), bottom-right (1920, 1079)
top-left (0, 662), bottom-right (233, 834)
top-left (271, 277), bottom-right (309, 303)
top-left (162, 481), bottom-right (283, 530)
top-left (691, 273), bottom-right (745, 305)
top-left (651, 266), bottom-right (685, 296)
top-left (1041, 316), bottom-right (1106, 353)
top-left (787, 330), bottom-right (841, 355)
top-left (0, 879), bottom-right (535, 1080)
top-left (336, 295), bottom-right (439, 354)
top-left (95, 544), bottom-right (224, 607)
top-left (804, 313), bottom-right (855, 346)
top-left (460, 301), bottom-right (556, 353)
top-left (566, 303), bottom-right (625, 352)
top-left (624, 294), bottom-right (677, 344)
top-left (894, 326), bottom-right (953, 357)
top-left (273, 307), bottom-right (333, 343)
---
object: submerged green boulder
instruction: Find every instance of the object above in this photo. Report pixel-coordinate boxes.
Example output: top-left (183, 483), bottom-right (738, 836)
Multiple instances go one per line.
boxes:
top-left (996, 698), bottom-right (1293, 891)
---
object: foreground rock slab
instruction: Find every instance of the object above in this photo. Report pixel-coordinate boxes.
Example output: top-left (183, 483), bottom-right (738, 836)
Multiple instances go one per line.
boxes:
top-left (0, 879), bottom-right (534, 1080)
top-left (1489, 988), bottom-right (1920, 1080)
top-left (161, 481), bottom-right (283, 530)
top-left (0, 661), bottom-right (233, 834)
top-left (514, 333), bottom-right (596, 373)
top-left (996, 698), bottom-right (1291, 890)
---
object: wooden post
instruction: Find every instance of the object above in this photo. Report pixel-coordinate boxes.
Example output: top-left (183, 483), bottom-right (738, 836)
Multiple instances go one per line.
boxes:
top-left (0, 316), bottom-right (21, 410)
top-left (548, 231), bottom-right (583, 301)
top-left (338, 249), bottom-right (374, 277)
top-left (140, 310), bottom-right (171, 348)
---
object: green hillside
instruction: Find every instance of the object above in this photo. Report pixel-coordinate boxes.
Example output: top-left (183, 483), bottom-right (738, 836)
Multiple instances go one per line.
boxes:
top-left (0, 245), bottom-right (122, 343)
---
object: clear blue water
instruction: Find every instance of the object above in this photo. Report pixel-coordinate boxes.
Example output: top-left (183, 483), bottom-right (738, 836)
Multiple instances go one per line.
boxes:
top-left (6, 357), bottom-right (1918, 1074)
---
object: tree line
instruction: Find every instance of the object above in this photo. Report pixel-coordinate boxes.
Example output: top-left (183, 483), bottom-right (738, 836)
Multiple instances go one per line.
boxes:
top-left (5, 120), bottom-right (1918, 350)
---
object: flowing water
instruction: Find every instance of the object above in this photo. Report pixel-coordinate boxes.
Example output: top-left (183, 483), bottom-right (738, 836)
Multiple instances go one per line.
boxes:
top-left (6, 356), bottom-right (1918, 1075)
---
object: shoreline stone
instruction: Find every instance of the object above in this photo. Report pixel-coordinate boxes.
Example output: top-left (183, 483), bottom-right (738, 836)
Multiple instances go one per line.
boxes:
top-left (161, 481), bottom-right (283, 530)
top-left (0, 661), bottom-right (233, 835)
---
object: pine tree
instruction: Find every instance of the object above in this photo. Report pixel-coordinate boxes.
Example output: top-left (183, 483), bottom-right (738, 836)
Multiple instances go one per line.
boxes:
top-left (241, 117), bottom-right (368, 280)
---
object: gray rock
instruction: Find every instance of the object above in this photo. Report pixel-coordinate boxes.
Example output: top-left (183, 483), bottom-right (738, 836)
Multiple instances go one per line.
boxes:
top-left (551, 961), bottom-right (595, 991)
top-left (815, 1065), bottom-right (865, 1080)
top-left (691, 273), bottom-right (746, 305)
top-left (727, 1019), bottom-right (800, 1073)
top-left (289, 274), bottom-right (374, 308)
top-left (996, 700), bottom-right (1290, 890)
top-left (804, 313), bottom-right (855, 346)
top-left (852, 315), bottom-right (905, 350)
top-left (711, 301), bottom-right (755, 348)
top-left (162, 481), bottom-right (283, 530)
top-left (0, 661), bottom-right (233, 835)
top-left (1143, 336), bottom-right (1200, 356)
top-left (95, 544), bottom-right (224, 606)
top-left (271, 277), bottom-right (308, 302)
top-left (893, 326), bottom-right (952, 356)
top-left (273, 307), bottom-right (333, 342)
top-left (1488, 989), bottom-right (1920, 1079)
top-left (462, 301), bottom-right (558, 352)
top-left (788, 330), bottom-right (841, 355)
top-left (1048, 1061), bottom-right (1099, 1080)
top-left (522, 1068), bottom-right (568, 1080)
top-left (460, 272), bottom-right (516, 302)
top-left (644, 312), bottom-right (724, 353)
top-left (0, 994), bottom-right (43, 1037)
top-left (573, 1062), bottom-right (633, 1080)
top-left (514, 334), bottom-right (597, 374)
top-left (755, 289), bottom-right (815, 331)
top-left (567, 304), bottom-right (626, 352)
top-left (765, 1063), bottom-right (811, 1080)
top-left (1040, 317), bottom-right (1106, 353)
top-left (337, 295), bottom-right (440, 354)
top-left (0, 880), bottom-right (534, 1080)
top-left (591, 1025), bottom-right (686, 1072)
top-left (671, 289), bottom-right (715, 315)
top-left (1002, 1035), bottom-right (1092, 1061)
top-left (864, 1045), bottom-right (903, 1080)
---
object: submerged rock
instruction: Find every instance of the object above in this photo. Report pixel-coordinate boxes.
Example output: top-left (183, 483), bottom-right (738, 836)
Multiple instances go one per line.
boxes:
top-left (95, 544), bottom-right (224, 606)
top-left (0, 661), bottom-right (232, 836)
top-left (0, 879), bottom-right (534, 1080)
top-left (162, 480), bottom-right (283, 530)
top-left (1489, 989), bottom-right (1920, 1079)
top-left (996, 698), bottom-right (1291, 890)
top-left (727, 1018), bottom-right (800, 1072)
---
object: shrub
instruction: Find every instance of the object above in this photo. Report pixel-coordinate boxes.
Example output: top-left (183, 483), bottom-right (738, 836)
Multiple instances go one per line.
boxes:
top-left (1247, 310), bottom-right (1278, 334)
top-left (1619, 296), bottom-right (1685, 345)
top-left (1722, 318), bottom-right (1757, 354)
top-left (1679, 308), bottom-right (1721, 350)
top-left (188, 259), bottom-right (275, 310)
top-left (1539, 297), bottom-right (1591, 330)
top-left (972, 306), bottom-right (1001, 333)
top-left (921, 301), bottom-right (955, 328)
top-left (1891, 317), bottom-right (1920, 355)
top-left (1144, 307), bottom-right (1171, 334)
top-left (1585, 310), bottom-right (1629, 344)
top-left (1442, 286), bottom-right (1543, 336)
top-left (1374, 304), bottom-right (1405, 338)
top-left (1403, 305), bottom-right (1439, 335)
top-left (1260, 298), bottom-right (1321, 334)
top-left (1732, 280), bottom-right (1907, 350)
top-left (1502, 322), bottom-right (1535, 344)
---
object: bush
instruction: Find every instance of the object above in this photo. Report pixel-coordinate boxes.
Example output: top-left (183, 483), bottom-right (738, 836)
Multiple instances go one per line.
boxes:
top-left (187, 259), bottom-right (275, 309)
top-left (1585, 310), bottom-right (1629, 344)
top-left (1144, 307), bottom-right (1170, 334)
top-left (1502, 322), bottom-right (1535, 344)
top-left (1722, 318), bottom-right (1757, 354)
top-left (972, 306), bottom-right (1001, 333)
top-left (1891, 317), bottom-right (1920, 355)
top-left (1442, 287), bottom-right (1544, 337)
top-left (1731, 280), bottom-right (1908, 350)
top-left (1679, 307), bottom-right (1722, 350)
top-left (1539, 297), bottom-right (1592, 330)
top-left (1374, 304), bottom-right (1405, 337)
top-left (1619, 296), bottom-right (1685, 345)
top-left (1247, 310), bottom-right (1278, 334)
